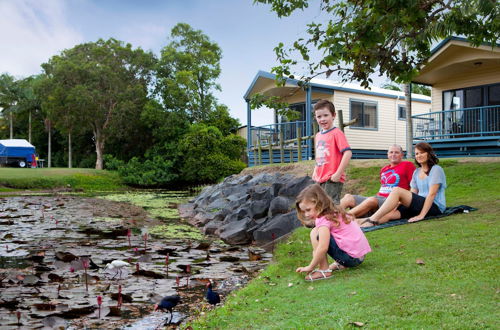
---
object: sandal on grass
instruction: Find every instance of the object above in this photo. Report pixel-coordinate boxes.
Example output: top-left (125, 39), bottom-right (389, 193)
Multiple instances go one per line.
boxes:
top-left (360, 217), bottom-right (379, 227)
top-left (328, 262), bottom-right (346, 271)
top-left (305, 269), bottom-right (333, 282)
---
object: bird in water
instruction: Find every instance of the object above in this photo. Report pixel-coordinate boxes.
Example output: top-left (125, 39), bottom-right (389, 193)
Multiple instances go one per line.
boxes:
top-left (154, 295), bottom-right (181, 325)
top-left (105, 260), bottom-right (130, 279)
top-left (206, 282), bottom-right (220, 306)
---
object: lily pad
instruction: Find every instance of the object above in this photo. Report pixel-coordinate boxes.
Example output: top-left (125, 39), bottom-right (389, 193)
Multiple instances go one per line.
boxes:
top-left (149, 224), bottom-right (203, 240)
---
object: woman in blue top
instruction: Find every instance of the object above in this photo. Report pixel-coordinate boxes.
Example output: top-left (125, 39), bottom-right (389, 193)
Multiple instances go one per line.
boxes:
top-left (359, 142), bottom-right (446, 227)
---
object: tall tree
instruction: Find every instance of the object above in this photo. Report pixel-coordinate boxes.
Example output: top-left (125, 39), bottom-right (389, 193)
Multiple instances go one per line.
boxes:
top-left (255, 0), bottom-right (498, 153)
top-left (157, 23), bottom-right (223, 123)
top-left (0, 73), bottom-right (20, 139)
top-left (42, 38), bottom-right (156, 169)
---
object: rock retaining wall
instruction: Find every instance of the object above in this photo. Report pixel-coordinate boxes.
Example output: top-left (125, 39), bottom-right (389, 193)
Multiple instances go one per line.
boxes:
top-left (178, 173), bottom-right (314, 245)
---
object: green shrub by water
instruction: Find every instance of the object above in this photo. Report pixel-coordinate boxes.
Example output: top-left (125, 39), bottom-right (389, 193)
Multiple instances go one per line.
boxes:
top-left (189, 160), bottom-right (500, 329)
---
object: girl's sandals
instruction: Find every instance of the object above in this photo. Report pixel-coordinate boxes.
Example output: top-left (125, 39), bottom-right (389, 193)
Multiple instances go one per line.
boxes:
top-left (328, 262), bottom-right (346, 271)
top-left (359, 217), bottom-right (379, 227)
top-left (305, 269), bottom-right (333, 281)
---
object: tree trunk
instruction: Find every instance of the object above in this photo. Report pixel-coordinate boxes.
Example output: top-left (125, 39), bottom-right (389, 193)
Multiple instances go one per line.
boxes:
top-left (9, 111), bottom-right (13, 139)
top-left (404, 83), bottom-right (413, 159)
top-left (94, 129), bottom-right (104, 170)
top-left (28, 110), bottom-right (32, 143)
top-left (47, 121), bottom-right (52, 168)
top-left (68, 131), bottom-right (72, 168)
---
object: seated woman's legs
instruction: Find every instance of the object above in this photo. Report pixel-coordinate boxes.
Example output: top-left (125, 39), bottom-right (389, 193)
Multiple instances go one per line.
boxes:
top-left (350, 196), bottom-right (379, 219)
top-left (364, 187), bottom-right (413, 223)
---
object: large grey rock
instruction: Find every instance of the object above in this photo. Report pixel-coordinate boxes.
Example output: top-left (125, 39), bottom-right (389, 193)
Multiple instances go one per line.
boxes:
top-left (251, 185), bottom-right (272, 201)
top-left (246, 217), bottom-right (268, 233)
top-left (270, 182), bottom-right (284, 197)
top-left (226, 193), bottom-right (250, 210)
top-left (278, 176), bottom-right (314, 197)
top-left (203, 220), bottom-right (222, 235)
top-left (219, 217), bottom-right (252, 245)
top-left (191, 210), bottom-right (218, 226)
top-left (247, 173), bottom-right (275, 186)
top-left (221, 184), bottom-right (246, 198)
top-left (229, 174), bottom-right (253, 185)
top-left (248, 199), bottom-right (269, 219)
top-left (206, 198), bottom-right (230, 212)
top-left (268, 196), bottom-right (295, 217)
top-left (206, 190), bottom-right (224, 204)
top-left (253, 211), bottom-right (301, 244)
top-left (222, 212), bottom-right (240, 225)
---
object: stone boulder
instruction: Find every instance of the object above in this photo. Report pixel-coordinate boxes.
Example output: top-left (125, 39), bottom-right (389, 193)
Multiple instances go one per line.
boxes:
top-left (219, 217), bottom-right (252, 245)
top-left (180, 173), bottom-right (314, 246)
top-left (253, 211), bottom-right (301, 245)
top-left (268, 196), bottom-right (295, 217)
top-left (278, 176), bottom-right (314, 197)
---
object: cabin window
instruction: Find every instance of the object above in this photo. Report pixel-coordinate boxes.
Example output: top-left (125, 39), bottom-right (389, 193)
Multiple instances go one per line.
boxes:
top-left (350, 100), bottom-right (377, 129)
top-left (398, 105), bottom-right (406, 120)
top-left (443, 83), bottom-right (500, 109)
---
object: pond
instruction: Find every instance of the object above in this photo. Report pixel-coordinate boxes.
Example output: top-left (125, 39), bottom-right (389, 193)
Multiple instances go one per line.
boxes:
top-left (0, 191), bottom-right (272, 329)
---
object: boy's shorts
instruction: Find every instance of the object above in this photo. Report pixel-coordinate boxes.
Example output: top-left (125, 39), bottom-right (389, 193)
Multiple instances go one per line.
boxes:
top-left (353, 195), bottom-right (386, 208)
top-left (319, 181), bottom-right (343, 204)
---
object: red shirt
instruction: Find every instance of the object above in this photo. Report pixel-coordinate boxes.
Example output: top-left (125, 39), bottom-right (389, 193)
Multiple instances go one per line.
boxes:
top-left (312, 127), bottom-right (351, 183)
top-left (377, 161), bottom-right (416, 197)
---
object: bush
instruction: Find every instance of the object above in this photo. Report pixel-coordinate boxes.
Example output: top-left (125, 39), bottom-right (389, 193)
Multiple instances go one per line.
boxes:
top-left (103, 154), bottom-right (125, 171)
top-left (118, 156), bottom-right (178, 186)
top-left (178, 124), bottom-right (246, 184)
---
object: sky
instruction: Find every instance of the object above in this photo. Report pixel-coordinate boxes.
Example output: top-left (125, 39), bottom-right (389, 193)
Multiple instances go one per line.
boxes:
top-left (0, 0), bottom-right (386, 126)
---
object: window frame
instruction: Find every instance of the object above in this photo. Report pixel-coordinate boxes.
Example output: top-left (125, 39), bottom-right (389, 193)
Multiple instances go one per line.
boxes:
top-left (398, 105), bottom-right (406, 121)
top-left (349, 98), bottom-right (378, 131)
top-left (442, 82), bottom-right (500, 110)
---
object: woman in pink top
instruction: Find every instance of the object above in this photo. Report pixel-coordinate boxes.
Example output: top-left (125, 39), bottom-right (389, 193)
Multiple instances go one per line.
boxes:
top-left (296, 184), bottom-right (371, 281)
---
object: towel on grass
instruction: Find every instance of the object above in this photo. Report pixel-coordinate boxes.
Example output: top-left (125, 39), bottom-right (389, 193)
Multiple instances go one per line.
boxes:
top-left (361, 205), bottom-right (477, 232)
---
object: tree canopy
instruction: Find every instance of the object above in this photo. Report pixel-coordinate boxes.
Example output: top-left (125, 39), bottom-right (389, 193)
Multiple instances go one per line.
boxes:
top-left (1, 23), bottom-right (245, 187)
top-left (41, 38), bottom-right (156, 169)
top-left (255, 0), bottom-right (499, 86)
top-left (157, 23), bottom-right (223, 123)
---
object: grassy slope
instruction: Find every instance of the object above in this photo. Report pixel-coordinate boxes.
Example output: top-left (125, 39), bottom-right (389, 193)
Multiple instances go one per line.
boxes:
top-left (190, 160), bottom-right (499, 329)
top-left (0, 168), bottom-right (125, 192)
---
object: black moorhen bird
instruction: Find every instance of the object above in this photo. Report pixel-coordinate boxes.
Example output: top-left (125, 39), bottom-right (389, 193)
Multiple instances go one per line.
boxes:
top-left (206, 282), bottom-right (220, 306)
top-left (154, 295), bottom-right (181, 324)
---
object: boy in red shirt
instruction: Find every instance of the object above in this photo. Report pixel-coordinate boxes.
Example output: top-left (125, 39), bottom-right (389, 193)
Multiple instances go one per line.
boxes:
top-left (312, 100), bottom-right (352, 204)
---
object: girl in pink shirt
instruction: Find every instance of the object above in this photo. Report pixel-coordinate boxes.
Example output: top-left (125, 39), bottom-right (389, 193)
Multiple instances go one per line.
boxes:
top-left (295, 184), bottom-right (371, 281)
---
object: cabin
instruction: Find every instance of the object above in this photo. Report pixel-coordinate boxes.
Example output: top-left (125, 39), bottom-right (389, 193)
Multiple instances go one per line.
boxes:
top-left (411, 37), bottom-right (500, 156)
top-left (0, 139), bottom-right (37, 168)
top-left (244, 71), bottom-right (431, 165)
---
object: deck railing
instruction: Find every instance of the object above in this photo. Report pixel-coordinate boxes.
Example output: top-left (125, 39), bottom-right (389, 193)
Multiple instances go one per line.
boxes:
top-left (249, 121), bottom-right (317, 165)
top-left (412, 105), bottom-right (500, 140)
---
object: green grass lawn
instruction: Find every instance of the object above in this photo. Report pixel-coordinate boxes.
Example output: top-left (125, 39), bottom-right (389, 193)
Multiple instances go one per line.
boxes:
top-left (0, 167), bottom-right (125, 192)
top-left (190, 159), bottom-right (500, 329)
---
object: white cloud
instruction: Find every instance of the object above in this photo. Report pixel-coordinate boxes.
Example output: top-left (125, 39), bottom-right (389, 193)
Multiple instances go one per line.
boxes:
top-left (0, 0), bottom-right (83, 78)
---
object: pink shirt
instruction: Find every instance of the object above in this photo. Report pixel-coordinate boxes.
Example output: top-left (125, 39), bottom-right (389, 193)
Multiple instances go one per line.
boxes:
top-left (315, 215), bottom-right (371, 258)
top-left (313, 127), bottom-right (351, 183)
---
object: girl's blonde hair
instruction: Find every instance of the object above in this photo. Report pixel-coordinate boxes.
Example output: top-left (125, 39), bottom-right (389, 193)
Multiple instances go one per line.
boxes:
top-left (295, 184), bottom-right (350, 227)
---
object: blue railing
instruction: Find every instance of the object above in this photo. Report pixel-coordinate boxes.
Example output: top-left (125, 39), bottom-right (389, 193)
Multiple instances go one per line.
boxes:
top-left (250, 121), bottom-right (309, 147)
top-left (412, 105), bottom-right (500, 140)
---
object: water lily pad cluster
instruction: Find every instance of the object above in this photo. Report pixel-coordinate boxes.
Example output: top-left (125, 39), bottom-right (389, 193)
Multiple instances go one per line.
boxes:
top-left (0, 194), bottom-right (272, 328)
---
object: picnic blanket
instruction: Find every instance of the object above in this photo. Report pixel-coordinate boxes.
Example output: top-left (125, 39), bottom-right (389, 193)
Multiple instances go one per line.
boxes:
top-left (361, 205), bottom-right (477, 232)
